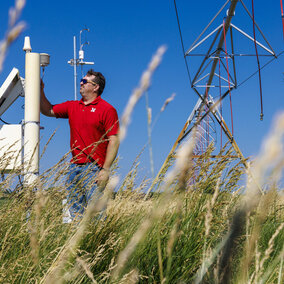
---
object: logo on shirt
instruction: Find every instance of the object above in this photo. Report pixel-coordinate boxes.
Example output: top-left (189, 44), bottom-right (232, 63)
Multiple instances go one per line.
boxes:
top-left (91, 107), bottom-right (96, 113)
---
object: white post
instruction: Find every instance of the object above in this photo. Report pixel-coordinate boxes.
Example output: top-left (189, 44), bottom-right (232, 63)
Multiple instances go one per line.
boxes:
top-left (23, 37), bottom-right (40, 186)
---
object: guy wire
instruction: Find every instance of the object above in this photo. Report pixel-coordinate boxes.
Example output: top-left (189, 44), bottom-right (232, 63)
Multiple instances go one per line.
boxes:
top-left (173, 0), bottom-right (192, 86)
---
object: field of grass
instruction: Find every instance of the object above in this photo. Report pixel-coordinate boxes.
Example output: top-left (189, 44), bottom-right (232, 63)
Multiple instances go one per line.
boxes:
top-left (0, 134), bottom-right (283, 283)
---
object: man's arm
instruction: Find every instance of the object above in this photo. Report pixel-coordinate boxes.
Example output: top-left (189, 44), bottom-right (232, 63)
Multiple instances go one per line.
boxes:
top-left (96, 135), bottom-right (120, 186)
top-left (40, 81), bottom-right (55, 117)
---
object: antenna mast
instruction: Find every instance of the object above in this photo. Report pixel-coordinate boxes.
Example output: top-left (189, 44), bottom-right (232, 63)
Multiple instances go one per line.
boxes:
top-left (68, 29), bottom-right (94, 100)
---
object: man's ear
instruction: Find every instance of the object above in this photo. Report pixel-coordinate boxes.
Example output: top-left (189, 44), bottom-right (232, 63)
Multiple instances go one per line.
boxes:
top-left (94, 84), bottom-right (100, 94)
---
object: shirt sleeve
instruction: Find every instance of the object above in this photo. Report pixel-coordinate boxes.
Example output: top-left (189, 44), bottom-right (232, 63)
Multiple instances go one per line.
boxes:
top-left (104, 107), bottom-right (119, 137)
top-left (52, 101), bottom-right (72, 118)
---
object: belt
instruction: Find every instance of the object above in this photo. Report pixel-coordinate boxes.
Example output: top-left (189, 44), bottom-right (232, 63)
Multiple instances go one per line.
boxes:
top-left (73, 162), bottom-right (102, 170)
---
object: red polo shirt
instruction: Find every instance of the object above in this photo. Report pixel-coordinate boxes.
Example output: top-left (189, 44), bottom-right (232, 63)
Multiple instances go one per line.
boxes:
top-left (52, 96), bottom-right (119, 167)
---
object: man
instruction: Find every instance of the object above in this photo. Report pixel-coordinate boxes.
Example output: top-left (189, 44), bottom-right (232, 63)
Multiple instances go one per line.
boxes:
top-left (40, 69), bottom-right (119, 220)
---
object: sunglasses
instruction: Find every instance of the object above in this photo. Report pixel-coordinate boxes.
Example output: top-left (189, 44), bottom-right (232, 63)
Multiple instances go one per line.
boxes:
top-left (80, 78), bottom-right (97, 86)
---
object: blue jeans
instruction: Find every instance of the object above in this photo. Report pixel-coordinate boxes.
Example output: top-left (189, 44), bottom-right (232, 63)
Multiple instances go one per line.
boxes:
top-left (66, 163), bottom-right (102, 220)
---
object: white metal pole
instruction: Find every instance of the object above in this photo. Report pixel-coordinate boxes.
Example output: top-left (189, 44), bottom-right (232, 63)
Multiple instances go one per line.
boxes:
top-left (23, 49), bottom-right (40, 186)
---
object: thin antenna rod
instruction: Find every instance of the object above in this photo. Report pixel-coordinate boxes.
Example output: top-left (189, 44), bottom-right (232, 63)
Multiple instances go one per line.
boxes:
top-left (73, 36), bottom-right (77, 100)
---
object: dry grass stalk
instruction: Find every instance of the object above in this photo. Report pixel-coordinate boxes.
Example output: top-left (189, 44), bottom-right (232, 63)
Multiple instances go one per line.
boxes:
top-left (244, 113), bottom-right (284, 210)
top-left (165, 133), bottom-right (196, 188)
top-left (160, 93), bottom-right (176, 113)
top-left (205, 179), bottom-right (220, 238)
top-left (166, 223), bottom-right (178, 260)
top-left (165, 220), bottom-right (180, 282)
top-left (278, 253), bottom-right (284, 284)
top-left (252, 240), bottom-right (261, 283)
top-left (258, 247), bottom-right (284, 284)
top-left (147, 106), bottom-right (152, 126)
top-left (118, 269), bottom-right (139, 284)
top-left (76, 256), bottom-right (98, 283)
top-left (119, 45), bottom-right (166, 142)
top-left (259, 223), bottom-right (284, 272)
top-left (145, 91), bottom-right (154, 178)
top-left (29, 189), bottom-right (48, 266)
top-left (40, 128), bottom-right (58, 160)
top-left (0, 0), bottom-right (26, 72)
top-left (0, 226), bottom-right (13, 262)
top-left (149, 92), bottom-right (176, 133)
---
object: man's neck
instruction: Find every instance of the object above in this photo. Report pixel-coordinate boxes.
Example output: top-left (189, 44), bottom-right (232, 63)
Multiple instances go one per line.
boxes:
top-left (82, 94), bottom-right (98, 105)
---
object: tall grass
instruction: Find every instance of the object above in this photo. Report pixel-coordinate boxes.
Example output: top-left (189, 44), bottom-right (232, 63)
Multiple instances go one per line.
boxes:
top-left (0, 121), bottom-right (283, 283)
top-left (0, 82), bottom-right (283, 283)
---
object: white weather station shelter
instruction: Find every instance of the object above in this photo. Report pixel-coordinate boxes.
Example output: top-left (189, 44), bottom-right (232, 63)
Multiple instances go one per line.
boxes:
top-left (0, 36), bottom-right (49, 187)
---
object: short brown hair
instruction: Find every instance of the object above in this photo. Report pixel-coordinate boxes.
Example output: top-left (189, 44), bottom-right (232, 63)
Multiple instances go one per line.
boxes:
top-left (86, 69), bottom-right (105, 95)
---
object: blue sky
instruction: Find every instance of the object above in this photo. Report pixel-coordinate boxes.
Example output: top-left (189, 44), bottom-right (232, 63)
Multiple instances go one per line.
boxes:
top-left (0, 0), bottom-right (283, 183)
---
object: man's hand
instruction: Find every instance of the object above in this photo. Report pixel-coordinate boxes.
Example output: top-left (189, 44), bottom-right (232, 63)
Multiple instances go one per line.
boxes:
top-left (40, 79), bottom-right (55, 117)
top-left (95, 135), bottom-right (119, 188)
top-left (96, 168), bottom-right (110, 187)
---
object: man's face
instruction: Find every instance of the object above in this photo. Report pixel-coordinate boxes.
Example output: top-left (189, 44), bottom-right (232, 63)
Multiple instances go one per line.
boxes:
top-left (80, 75), bottom-right (99, 97)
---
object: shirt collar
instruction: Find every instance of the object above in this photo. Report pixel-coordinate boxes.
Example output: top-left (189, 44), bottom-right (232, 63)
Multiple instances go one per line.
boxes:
top-left (79, 96), bottom-right (102, 106)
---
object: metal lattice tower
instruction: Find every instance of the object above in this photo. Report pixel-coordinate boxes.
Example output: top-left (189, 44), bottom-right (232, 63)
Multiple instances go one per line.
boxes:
top-left (146, 0), bottom-right (277, 195)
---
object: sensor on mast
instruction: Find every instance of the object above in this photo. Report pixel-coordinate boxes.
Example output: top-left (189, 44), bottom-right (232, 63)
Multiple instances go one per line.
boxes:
top-left (68, 29), bottom-right (94, 100)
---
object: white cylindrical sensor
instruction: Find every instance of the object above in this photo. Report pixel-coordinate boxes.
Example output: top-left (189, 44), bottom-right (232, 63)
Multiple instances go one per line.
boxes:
top-left (40, 53), bottom-right (50, 67)
top-left (79, 50), bottom-right (84, 60)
